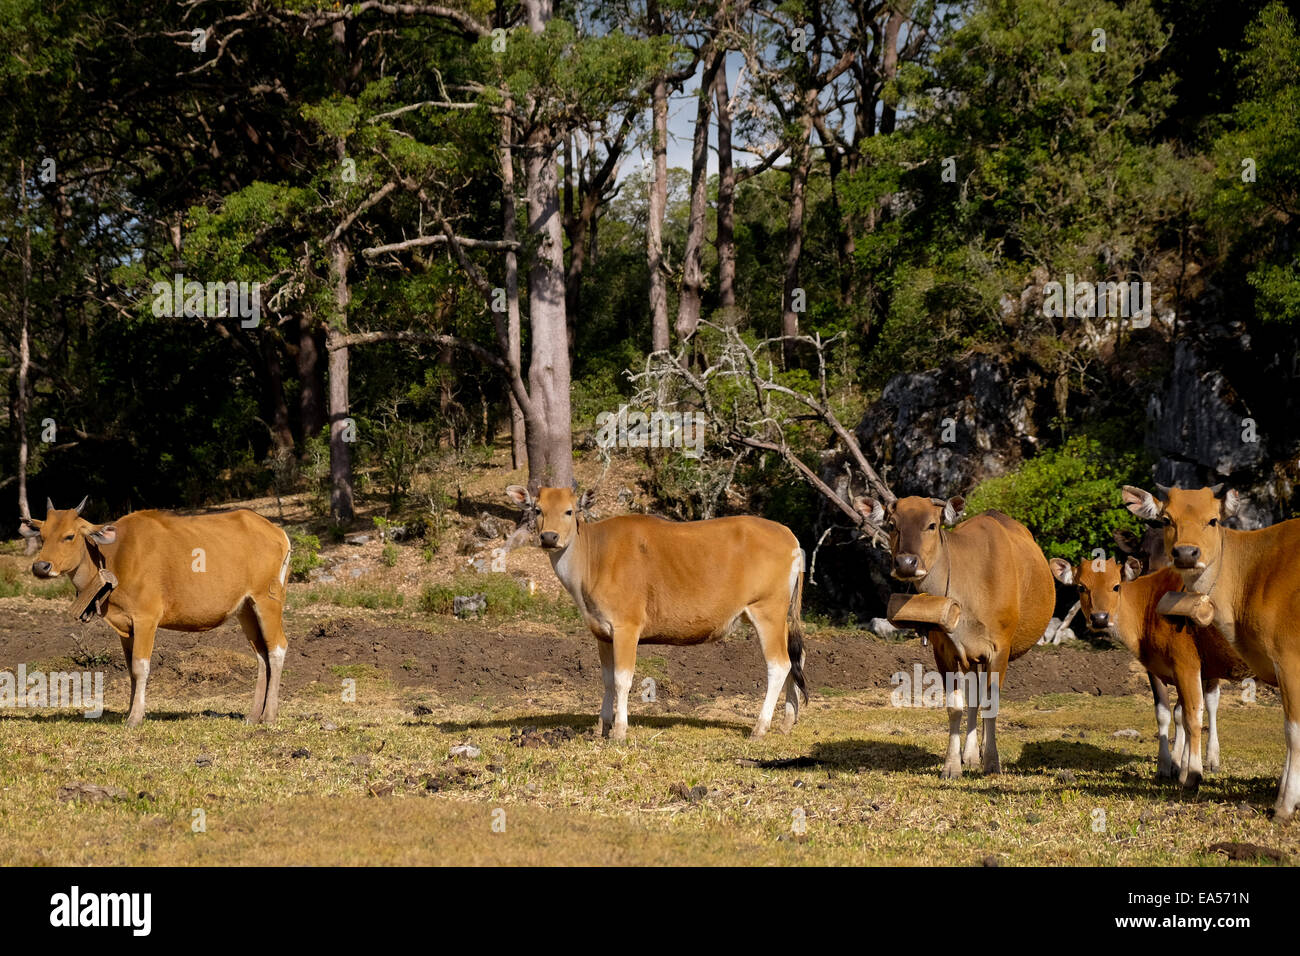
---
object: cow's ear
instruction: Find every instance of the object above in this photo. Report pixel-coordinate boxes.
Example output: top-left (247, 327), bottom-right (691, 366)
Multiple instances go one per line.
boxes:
top-left (942, 496), bottom-right (965, 525)
top-left (577, 489), bottom-right (596, 513)
top-left (19, 519), bottom-right (42, 557)
top-left (1122, 485), bottom-right (1162, 520)
top-left (1112, 528), bottom-right (1140, 555)
top-left (87, 524), bottom-right (117, 545)
top-left (1048, 557), bottom-right (1074, 586)
top-left (1123, 556), bottom-right (1143, 582)
top-left (1221, 489), bottom-right (1242, 517)
top-left (852, 496), bottom-right (887, 527)
top-left (505, 484), bottom-right (532, 508)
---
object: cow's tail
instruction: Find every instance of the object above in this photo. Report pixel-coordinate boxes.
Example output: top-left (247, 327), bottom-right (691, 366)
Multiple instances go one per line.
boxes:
top-left (788, 547), bottom-right (808, 702)
top-left (270, 528), bottom-right (291, 603)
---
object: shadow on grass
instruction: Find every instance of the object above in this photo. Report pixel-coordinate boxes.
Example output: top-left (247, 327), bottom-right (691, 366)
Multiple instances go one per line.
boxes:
top-left (805, 738), bottom-right (943, 773)
top-left (1012, 739), bottom-right (1141, 772)
top-left (428, 711), bottom-right (751, 735)
top-left (0, 708), bottom-right (247, 725)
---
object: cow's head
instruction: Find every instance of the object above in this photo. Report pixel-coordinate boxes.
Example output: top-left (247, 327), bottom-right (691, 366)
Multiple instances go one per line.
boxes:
top-left (505, 485), bottom-right (594, 552)
top-left (854, 494), bottom-right (964, 582)
top-left (20, 497), bottom-right (116, 579)
top-left (1049, 555), bottom-right (1141, 633)
top-left (1122, 484), bottom-right (1239, 580)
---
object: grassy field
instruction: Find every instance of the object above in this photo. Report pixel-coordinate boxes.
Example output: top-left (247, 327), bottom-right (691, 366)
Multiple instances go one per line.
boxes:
top-left (1, 679), bottom-right (1295, 866)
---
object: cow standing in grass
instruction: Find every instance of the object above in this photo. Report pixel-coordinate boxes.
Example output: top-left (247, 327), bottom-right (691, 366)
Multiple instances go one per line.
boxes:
top-left (19, 499), bottom-right (291, 727)
top-left (1049, 556), bottom-right (1250, 788)
top-left (506, 485), bottom-right (807, 741)
top-left (1124, 484), bottom-right (1300, 820)
top-left (855, 495), bottom-right (1054, 777)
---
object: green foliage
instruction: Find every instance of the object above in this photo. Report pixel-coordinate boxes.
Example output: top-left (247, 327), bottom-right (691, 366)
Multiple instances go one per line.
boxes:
top-left (965, 436), bottom-right (1148, 563)
top-left (297, 584), bottom-right (405, 610)
top-left (419, 573), bottom-right (535, 617)
top-left (288, 530), bottom-right (323, 581)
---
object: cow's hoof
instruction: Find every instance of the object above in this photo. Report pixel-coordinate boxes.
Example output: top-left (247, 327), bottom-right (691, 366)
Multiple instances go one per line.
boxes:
top-left (1272, 803), bottom-right (1294, 822)
top-left (940, 764), bottom-right (962, 780)
top-left (124, 714), bottom-right (143, 729)
top-left (1206, 757), bottom-right (1220, 773)
top-left (1181, 771), bottom-right (1202, 792)
top-left (779, 717), bottom-right (796, 735)
top-left (1156, 765), bottom-right (1174, 780)
top-left (609, 726), bottom-right (627, 743)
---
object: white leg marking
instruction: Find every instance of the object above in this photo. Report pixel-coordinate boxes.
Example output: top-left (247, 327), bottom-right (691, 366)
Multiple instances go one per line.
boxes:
top-left (1204, 681), bottom-right (1221, 773)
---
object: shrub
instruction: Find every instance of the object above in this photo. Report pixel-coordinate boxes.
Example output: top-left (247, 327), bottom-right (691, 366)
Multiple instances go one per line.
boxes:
top-left (287, 530), bottom-right (323, 581)
top-left (965, 435), bottom-right (1148, 564)
top-left (419, 573), bottom-right (534, 617)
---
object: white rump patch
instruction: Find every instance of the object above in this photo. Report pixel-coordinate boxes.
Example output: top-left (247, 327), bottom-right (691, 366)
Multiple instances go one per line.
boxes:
top-left (279, 529), bottom-right (291, 585)
top-left (789, 548), bottom-right (805, 599)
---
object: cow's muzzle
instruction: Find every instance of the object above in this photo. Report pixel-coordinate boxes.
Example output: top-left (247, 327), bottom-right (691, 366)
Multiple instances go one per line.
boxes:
top-left (31, 560), bottom-right (54, 579)
top-left (1088, 611), bottom-right (1111, 631)
top-left (892, 553), bottom-right (924, 579)
top-left (539, 531), bottom-right (559, 550)
top-left (1170, 545), bottom-right (1201, 569)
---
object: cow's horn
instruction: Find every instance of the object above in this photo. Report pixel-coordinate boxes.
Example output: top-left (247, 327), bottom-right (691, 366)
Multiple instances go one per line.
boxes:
top-left (74, 495), bottom-right (88, 515)
top-left (46, 497), bottom-right (55, 514)
top-left (1209, 482), bottom-right (1224, 496)
top-left (1153, 482), bottom-right (1171, 500)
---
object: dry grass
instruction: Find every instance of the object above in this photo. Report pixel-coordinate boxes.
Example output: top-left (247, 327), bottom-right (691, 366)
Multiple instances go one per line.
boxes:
top-left (0, 682), bottom-right (1295, 866)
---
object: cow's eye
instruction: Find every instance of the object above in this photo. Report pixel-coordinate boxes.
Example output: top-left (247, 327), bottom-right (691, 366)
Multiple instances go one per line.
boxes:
top-left (1113, 585), bottom-right (1120, 592)
top-left (927, 522), bottom-right (937, 531)
top-left (565, 510), bottom-right (573, 517)
top-left (1208, 518), bottom-right (1218, 527)
top-left (63, 534), bottom-right (75, 542)
top-left (1079, 585), bottom-right (1089, 594)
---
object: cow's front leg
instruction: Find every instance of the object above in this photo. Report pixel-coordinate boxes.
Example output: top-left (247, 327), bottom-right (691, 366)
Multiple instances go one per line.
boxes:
top-left (981, 655), bottom-right (1008, 774)
top-left (609, 626), bottom-right (640, 742)
top-left (941, 675), bottom-right (964, 778)
top-left (125, 618), bottom-right (158, 729)
top-left (962, 670), bottom-right (980, 766)
top-left (596, 639), bottom-right (615, 738)
top-left (1150, 674), bottom-right (1175, 779)
top-left (1204, 679), bottom-right (1222, 773)
top-left (1175, 667), bottom-right (1204, 790)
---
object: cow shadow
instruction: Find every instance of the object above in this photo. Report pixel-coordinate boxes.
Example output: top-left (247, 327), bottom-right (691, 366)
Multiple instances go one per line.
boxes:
top-left (428, 711), bottom-right (751, 735)
top-left (0, 708), bottom-right (246, 725)
top-left (1011, 739), bottom-right (1140, 772)
top-left (805, 738), bottom-right (943, 773)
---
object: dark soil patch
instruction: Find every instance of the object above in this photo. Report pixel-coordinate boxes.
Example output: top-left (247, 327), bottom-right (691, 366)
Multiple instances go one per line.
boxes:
top-left (0, 605), bottom-right (1142, 714)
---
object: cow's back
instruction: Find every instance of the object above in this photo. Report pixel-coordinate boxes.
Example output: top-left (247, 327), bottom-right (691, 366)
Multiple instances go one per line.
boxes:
top-left (104, 509), bottom-right (289, 629)
top-left (580, 513), bottom-right (800, 643)
top-left (947, 511), bottom-right (1054, 660)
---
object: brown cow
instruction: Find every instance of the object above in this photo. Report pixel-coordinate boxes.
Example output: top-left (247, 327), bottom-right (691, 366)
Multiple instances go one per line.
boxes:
top-left (1049, 556), bottom-right (1250, 788)
top-left (1124, 484), bottom-right (1300, 818)
top-left (1113, 526), bottom-right (1219, 779)
top-left (855, 495), bottom-right (1055, 777)
top-left (19, 499), bottom-right (291, 727)
top-left (506, 485), bottom-right (806, 741)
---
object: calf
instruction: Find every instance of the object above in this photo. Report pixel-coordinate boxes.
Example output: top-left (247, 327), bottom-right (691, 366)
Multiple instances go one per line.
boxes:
top-left (20, 499), bottom-right (291, 727)
top-left (507, 485), bottom-right (806, 740)
top-left (1050, 556), bottom-right (1249, 788)
top-left (856, 495), bottom-right (1055, 777)
top-left (1124, 484), bottom-right (1300, 819)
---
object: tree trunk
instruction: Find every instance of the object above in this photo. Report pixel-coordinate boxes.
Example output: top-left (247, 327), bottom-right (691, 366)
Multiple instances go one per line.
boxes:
top-left (647, 73), bottom-right (670, 351)
top-left (675, 50), bottom-right (724, 343)
top-left (500, 110), bottom-right (527, 470)
top-left (297, 311), bottom-right (326, 440)
top-left (523, 0), bottom-right (574, 491)
top-left (261, 333), bottom-right (295, 456)
top-left (15, 159), bottom-right (31, 519)
top-left (781, 110), bottom-right (814, 364)
top-left (714, 62), bottom-right (737, 316)
top-left (326, 236), bottom-right (354, 520)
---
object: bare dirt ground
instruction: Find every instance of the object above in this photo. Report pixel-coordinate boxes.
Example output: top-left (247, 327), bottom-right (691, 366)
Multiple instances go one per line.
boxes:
top-left (0, 599), bottom-right (1146, 717)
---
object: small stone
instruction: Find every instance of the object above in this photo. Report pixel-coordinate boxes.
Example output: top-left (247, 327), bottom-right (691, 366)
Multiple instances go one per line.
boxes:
top-left (291, 748), bottom-right (311, 759)
top-left (449, 744), bottom-right (481, 759)
top-left (194, 754), bottom-right (214, 767)
top-left (1112, 728), bottom-right (1141, 738)
top-left (1055, 769), bottom-right (1077, 784)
